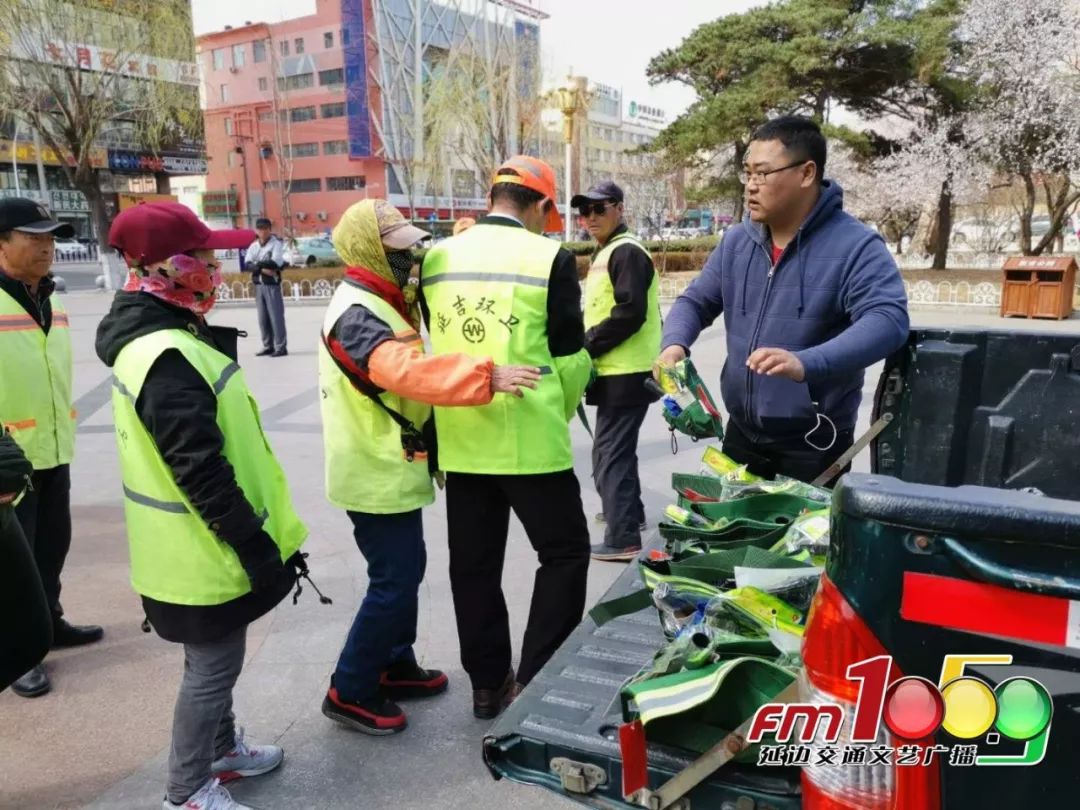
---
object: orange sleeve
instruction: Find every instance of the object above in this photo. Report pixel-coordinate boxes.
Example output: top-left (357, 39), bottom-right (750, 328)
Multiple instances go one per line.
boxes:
top-left (368, 341), bottom-right (495, 407)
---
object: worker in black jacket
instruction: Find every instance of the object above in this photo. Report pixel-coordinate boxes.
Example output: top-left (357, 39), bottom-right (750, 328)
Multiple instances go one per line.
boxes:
top-left (0, 432), bottom-right (51, 692)
top-left (574, 181), bottom-right (662, 561)
top-left (97, 203), bottom-right (314, 810)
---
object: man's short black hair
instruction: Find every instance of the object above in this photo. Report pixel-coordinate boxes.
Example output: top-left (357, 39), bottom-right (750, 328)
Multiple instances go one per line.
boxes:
top-left (751, 115), bottom-right (827, 183)
top-left (490, 169), bottom-right (546, 211)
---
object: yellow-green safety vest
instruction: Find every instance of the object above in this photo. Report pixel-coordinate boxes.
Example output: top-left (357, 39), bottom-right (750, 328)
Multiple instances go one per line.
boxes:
top-left (318, 282), bottom-right (434, 514)
top-left (0, 287), bottom-right (75, 470)
top-left (111, 328), bottom-right (307, 606)
top-left (421, 222), bottom-right (590, 475)
top-left (584, 231), bottom-right (662, 376)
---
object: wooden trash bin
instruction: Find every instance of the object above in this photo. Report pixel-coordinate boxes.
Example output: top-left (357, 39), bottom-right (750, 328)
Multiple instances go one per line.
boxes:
top-left (1001, 256), bottom-right (1077, 319)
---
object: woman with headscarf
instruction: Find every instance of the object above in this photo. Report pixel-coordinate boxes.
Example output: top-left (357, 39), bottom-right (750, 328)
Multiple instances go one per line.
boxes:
top-left (318, 199), bottom-right (541, 735)
top-left (96, 203), bottom-right (313, 810)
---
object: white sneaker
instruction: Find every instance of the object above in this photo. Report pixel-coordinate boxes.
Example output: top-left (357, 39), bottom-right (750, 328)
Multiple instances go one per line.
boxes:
top-left (163, 778), bottom-right (253, 810)
top-left (211, 726), bottom-right (284, 782)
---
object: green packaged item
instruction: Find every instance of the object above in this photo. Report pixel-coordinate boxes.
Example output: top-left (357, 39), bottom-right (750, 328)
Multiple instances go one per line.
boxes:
top-left (673, 470), bottom-right (832, 505)
top-left (700, 447), bottom-right (758, 481)
top-left (657, 359), bottom-right (725, 443)
top-left (707, 586), bottom-right (805, 637)
top-left (621, 656), bottom-right (796, 759)
top-left (770, 507), bottom-right (831, 557)
top-left (682, 491), bottom-right (825, 526)
top-left (664, 503), bottom-right (723, 530)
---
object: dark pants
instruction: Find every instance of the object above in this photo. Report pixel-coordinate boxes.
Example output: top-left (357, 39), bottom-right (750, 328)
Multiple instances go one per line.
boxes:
top-left (446, 470), bottom-right (590, 689)
top-left (333, 509), bottom-right (426, 702)
top-left (14, 464), bottom-right (71, 621)
top-left (592, 404), bottom-right (649, 548)
top-left (0, 507), bottom-right (51, 691)
top-left (167, 626), bottom-right (246, 804)
top-left (255, 283), bottom-right (287, 352)
top-left (723, 419), bottom-right (854, 488)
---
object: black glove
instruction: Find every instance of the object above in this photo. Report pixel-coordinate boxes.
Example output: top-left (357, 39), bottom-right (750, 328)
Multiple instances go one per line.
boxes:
top-left (233, 530), bottom-right (285, 593)
top-left (0, 433), bottom-right (33, 504)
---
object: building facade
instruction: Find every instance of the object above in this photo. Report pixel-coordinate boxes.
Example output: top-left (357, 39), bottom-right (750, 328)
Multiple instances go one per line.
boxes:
top-left (0, 1), bottom-right (205, 239)
top-left (198, 0), bottom-right (545, 235)
top-left (541, 79), bottom-right (682, 238)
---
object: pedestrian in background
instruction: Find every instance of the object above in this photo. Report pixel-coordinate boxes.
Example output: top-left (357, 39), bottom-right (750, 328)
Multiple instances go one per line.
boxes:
top-left (573, 181), bottom-right (662, 562)
top-left (244, 217), bottom-right (288, 357)
top-left (318, 199), bottom-right (541, 735)
top-left (0, 197), bottom-right (103, 699)
top-left (99, 202), bottom-right (312, 810)
top-left (421, 156), bottom-right (593, 719)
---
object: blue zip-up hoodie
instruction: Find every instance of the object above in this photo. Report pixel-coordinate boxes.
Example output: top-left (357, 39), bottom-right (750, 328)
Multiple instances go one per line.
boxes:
top-left (662, 181), bottom-right (909, 442)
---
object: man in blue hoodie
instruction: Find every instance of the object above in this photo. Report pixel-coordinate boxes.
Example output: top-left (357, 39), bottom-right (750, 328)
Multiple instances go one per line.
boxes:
top-left (658, 116), bottom-right (909, 484)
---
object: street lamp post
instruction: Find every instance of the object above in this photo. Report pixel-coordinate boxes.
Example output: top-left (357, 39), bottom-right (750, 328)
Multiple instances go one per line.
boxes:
top-left (552, 76), bottom-right (590, 243)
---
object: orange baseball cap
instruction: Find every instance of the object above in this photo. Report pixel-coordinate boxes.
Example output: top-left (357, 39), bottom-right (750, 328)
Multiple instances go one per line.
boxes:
top-left (491, 156), bottom-right (563, 234)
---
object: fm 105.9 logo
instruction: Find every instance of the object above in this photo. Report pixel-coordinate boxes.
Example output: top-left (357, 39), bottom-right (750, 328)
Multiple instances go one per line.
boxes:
top-left (749, 655), bottom-right (1053, 767)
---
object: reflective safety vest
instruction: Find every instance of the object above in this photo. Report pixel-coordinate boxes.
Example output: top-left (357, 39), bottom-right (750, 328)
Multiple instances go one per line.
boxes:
top-left (318, 282), bottom-right (434, 514)
top-left (111, 329), bottom-right (307, 606)
top-left (621, 656), bottom-right (795, 759)
top-left (421, 222), bottom-right (573, 474)
top-left (0, 287), bottom-right (75, 470)
top-left (583, 231), bottom-right (662, 376)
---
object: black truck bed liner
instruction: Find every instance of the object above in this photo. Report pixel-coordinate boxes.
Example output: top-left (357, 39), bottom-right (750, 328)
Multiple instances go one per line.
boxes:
top-left (483, 545), bottom-right (802, 809)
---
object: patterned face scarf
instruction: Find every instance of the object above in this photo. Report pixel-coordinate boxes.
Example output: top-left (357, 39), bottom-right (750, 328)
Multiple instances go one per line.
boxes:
top-left (124, 253), bottom-right (223, 316)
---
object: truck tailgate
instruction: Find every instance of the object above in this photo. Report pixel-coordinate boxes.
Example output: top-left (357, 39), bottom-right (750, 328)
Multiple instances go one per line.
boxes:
top-left (483, 547), bottom-right (802, 809)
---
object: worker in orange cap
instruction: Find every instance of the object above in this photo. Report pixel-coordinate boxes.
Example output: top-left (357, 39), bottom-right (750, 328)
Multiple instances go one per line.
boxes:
top-left (419, 156), bottom-right (593, 719)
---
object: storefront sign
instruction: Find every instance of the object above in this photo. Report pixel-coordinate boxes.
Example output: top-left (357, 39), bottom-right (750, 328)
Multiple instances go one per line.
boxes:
top-left (628, 100), bottom-right (666, 124)
top-left (162, 155), bottom-right (208, 175)
top-left (0, 139), bottom-right (108, 168)
top-left (17, 37), bottom-right (199, 86)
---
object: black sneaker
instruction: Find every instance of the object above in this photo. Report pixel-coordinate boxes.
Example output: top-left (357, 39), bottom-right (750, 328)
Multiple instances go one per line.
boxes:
top-left (256, 348), bottom-right (274, 356)
top-left (322, 687), bottom-right (406, 735)
top-left (594, 513), bottom-right (647, 532)
top-left (380, 661), bottom-right (449, 700)
top-left (590, 542), bottom-right (642, 562)
top-left (271, 348), bottom-right (288, 357)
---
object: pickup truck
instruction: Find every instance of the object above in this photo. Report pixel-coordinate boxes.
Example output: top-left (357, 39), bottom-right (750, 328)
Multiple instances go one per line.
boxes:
top-left (483, 326), bottom-right (1080, 809)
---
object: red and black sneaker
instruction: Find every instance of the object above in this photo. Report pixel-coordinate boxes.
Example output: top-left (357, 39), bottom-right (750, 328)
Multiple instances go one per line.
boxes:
top-left (322, 686), bottom-right (406, 736)
top-left (379, 661), bottom-right (449, 700)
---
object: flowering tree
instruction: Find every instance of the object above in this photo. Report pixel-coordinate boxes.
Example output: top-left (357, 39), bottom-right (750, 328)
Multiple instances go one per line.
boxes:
top-left (960, 0), bottom-right (1080, 255)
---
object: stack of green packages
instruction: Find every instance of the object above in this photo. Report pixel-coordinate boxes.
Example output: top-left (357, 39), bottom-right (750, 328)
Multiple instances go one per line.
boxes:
top-left (585, 448), bottom-right (837, 762)
top-left (659, 447), bottom-right (831, 552)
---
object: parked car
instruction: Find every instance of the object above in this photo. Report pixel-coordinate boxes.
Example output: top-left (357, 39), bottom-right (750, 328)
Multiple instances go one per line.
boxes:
top-left (285, 236), bottom-right (341, 267)
top-left (53, 238), bottom-right (90, 260)
top-left (951, 218), bottom-right (1017, 252)
top-left (485, 327), bottom-right (1080, 810)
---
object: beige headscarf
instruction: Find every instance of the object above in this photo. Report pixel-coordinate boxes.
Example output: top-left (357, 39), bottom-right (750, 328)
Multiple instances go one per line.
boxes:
top-left (332, 199), bottom-right (394, 283)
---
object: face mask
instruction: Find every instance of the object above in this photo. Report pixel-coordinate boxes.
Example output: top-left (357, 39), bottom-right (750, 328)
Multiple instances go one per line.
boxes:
top-left (386, 250), bottom-right (414, 288)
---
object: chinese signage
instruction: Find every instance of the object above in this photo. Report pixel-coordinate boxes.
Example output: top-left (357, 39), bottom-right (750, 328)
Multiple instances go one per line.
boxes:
top-left (108, 151), bottom-right (206, 175)
top-left (162, 155), bottom-right (207, 175)
top-left (118, 193), bottom-right (178, 211)
top-left (0, 187), bottom-right (89, 213)
top-left (202, 191), bottom-right (238, 218)
top-left (593, 83), bottom-right (621, 101)
top-left (628, 100), bottom-right (666, 124)
top-left (18, 38), bottom-right (199, 86)
top-left (0, 139), bottom-right (108, 169)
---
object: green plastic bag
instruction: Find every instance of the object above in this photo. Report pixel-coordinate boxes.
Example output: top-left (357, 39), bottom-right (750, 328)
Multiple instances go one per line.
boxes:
top-left (657, 359), bottom-right (725, 442)
top-left (621, 656), bottom-right (796, 759)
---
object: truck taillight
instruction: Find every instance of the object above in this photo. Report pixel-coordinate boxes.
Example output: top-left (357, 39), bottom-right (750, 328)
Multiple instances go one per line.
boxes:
top-left (800, 575), bottom-right (941, 810)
